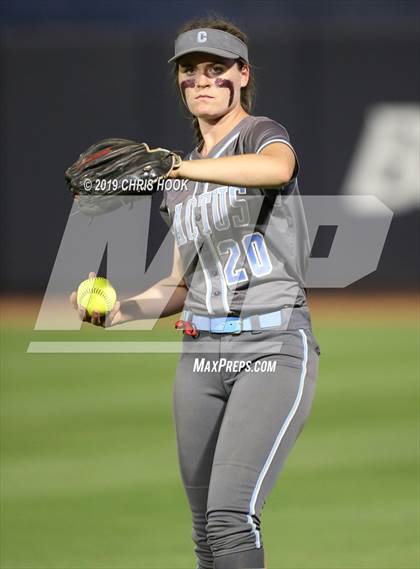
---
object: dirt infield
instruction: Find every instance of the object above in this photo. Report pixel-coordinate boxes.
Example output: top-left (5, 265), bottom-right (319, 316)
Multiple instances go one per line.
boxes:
top-left (308, 290), bottom-right (419, 322)
top-left (1, 292), bottom-right (418, 328)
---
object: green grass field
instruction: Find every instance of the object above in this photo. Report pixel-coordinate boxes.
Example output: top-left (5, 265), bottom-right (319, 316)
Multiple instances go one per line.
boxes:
top-left (1, 299), bottom-right (419, 569)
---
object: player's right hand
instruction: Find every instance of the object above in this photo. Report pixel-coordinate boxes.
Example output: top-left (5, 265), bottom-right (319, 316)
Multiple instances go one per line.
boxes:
top-left (69, 271), bottom-right (123, 328)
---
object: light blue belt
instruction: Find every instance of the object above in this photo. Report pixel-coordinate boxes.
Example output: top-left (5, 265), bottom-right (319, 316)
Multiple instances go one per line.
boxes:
top-left (181, 309), bottom-right (283, 334)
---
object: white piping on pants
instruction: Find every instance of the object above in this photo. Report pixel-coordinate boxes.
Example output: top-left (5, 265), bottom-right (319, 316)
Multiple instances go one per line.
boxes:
top-left (248, 328), bottom-right (309, 546)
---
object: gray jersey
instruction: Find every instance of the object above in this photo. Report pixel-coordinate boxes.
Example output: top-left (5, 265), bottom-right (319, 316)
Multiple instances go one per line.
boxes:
top-left (159, 115), bottom-right (311, 317)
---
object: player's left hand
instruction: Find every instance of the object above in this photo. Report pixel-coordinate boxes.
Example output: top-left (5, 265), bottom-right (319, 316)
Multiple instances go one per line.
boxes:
top-left (65, 139), bottom-right (183, 216)
top-left (167, 161), bottom-right (184, 178)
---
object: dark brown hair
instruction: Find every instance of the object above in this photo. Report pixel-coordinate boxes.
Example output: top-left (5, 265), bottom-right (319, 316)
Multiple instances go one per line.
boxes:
top-left (172, 15), bottom-right (256, 146)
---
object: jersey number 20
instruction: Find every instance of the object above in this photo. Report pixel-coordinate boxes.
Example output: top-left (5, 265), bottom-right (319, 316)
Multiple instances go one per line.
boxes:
top-left (218, 232), bottom-right (273, 286)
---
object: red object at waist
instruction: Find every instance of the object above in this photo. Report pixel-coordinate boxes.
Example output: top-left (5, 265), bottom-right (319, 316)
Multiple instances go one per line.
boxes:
top-left (174, 319), bottom-right (200, 338)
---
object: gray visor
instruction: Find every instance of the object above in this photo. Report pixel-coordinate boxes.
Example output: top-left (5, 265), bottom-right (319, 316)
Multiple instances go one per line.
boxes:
top-left (168, 28), bottom-right (249, 64)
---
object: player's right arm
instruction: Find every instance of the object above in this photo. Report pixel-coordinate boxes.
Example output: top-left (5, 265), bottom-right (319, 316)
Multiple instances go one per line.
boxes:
top-left (114, 240), bottom-right (187, 326)
top-left (70, 240), bottom-right (188, 327)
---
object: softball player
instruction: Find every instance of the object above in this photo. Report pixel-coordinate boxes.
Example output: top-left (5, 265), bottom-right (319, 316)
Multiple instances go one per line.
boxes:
top-left (72, 16), bottom-right (321, 569)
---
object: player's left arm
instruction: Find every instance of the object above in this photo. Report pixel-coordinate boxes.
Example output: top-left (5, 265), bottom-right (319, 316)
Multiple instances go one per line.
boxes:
top-left (169, 142), bottom-right (295, 188)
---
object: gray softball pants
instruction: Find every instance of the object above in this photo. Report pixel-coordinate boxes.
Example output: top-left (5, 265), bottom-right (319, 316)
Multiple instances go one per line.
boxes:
top-left (172, 327), bottom-right (321, 569)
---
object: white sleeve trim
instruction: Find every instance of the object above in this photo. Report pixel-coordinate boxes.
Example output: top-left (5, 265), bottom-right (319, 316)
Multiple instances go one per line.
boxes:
top-left (256, 138), bottom-right (295, 155)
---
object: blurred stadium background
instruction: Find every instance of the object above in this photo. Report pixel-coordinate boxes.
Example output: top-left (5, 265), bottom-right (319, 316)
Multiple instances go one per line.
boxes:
top-left (0, 1), bottom-right (419, 568)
